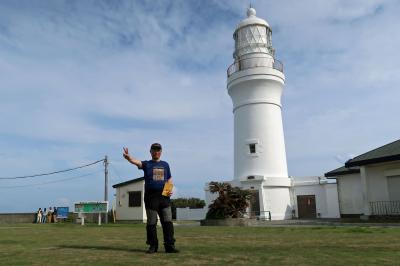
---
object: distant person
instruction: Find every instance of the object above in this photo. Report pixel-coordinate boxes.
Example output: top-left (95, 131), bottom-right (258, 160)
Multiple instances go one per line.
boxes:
top-left (53, 207), bottom-right (58, 223)
top-left (42, 208), bottom-right (47, 223)
top-left (36, 208), bottom-right (42, 223)
top-left (48, 207), bottom-right (53, 223)
top-left (123, 143), bottom-right (178, 254)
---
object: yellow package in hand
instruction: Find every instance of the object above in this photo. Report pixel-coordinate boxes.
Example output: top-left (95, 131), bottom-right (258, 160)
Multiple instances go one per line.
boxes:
top-left (162, 181), bottom-right (173, 197)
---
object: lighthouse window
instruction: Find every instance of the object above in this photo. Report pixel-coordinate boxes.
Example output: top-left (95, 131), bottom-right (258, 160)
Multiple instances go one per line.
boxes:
top-left (249, 143), bottom-right (256, 154)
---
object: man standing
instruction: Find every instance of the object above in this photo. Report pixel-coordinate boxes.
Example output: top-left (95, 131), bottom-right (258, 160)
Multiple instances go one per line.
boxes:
top-left (123, 143), bottom-right (179, 254)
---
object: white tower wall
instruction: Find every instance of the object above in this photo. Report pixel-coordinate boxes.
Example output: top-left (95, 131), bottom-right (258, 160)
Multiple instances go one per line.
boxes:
top-left (229, 72), bottom-right (288, 180)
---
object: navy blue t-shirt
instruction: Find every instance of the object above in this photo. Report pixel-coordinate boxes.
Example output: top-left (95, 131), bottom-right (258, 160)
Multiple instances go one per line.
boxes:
top-left (140, 160), bottom-right (171, 191)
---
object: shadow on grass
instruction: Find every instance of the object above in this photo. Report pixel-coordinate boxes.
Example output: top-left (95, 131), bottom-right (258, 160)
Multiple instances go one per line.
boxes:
top-left (58, 244), bottom-right (144, 253)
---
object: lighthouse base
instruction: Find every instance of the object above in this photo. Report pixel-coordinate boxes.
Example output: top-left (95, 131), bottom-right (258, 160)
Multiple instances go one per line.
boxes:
top-left (228, 177), bottom-right (293, 220)
top-left (260, 186), bottom-right (292, 220)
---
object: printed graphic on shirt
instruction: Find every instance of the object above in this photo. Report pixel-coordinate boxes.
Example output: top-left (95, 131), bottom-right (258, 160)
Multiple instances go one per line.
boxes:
top-left (152, 167), bottom-right (165, 181)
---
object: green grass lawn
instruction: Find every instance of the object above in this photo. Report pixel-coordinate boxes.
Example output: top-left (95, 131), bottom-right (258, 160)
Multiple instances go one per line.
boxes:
top-left (0, 223), bottom-right (399, 265)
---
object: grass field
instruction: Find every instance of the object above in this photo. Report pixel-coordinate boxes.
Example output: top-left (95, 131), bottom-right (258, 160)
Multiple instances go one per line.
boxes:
top-left (1, 223), bottom-right (400, 265)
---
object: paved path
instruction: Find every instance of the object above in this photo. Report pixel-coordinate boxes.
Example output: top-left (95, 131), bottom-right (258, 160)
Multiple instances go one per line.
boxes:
top-left (177, 219), bottom-right (400, 227)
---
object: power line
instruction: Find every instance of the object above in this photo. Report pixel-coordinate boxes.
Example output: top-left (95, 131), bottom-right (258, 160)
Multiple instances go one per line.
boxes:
top-left (0, 159), bottom-right (104, 180)
top-left (0, 170), bottom-right (103, 189)
top-left (109, 161), bottom-right (124, 182)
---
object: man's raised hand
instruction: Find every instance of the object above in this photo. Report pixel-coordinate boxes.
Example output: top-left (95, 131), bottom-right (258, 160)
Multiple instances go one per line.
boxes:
top-left (123, 147), bottom-right (130, 160)
top-left (123, 147), bottom-right (142, 168)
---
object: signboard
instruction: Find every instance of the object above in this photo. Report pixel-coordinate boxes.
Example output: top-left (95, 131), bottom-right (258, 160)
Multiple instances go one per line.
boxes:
top-left (74, 201), bottom-right (108, 214)
top-left (56, 207), bottom-right (69, 219)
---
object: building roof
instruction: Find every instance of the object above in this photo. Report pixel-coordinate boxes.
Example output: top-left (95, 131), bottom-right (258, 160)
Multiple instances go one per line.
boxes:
top-left (345, 139), bottom-right (400, 167)
top-left (324, 166), bottom-right (360, 178)
top-left (112, 177), bottom-right (144, 188)
top-left (324, 139), bottom-right (400, 177)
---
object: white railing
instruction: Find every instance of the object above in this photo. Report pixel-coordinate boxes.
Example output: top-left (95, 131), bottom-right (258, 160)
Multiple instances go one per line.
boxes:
top-left (370, 201), bottom-right (400, 216)
top-left (227, 57), bottom-right (284, 77)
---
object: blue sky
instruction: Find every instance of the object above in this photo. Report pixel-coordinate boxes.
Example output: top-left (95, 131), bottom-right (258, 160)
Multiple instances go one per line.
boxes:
top-left (1, 0), bottom-right (399, 212)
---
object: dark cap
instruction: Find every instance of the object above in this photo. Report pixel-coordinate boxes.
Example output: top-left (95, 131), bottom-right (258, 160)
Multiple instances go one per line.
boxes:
top-left (150, 143), bottom-right (162, 151)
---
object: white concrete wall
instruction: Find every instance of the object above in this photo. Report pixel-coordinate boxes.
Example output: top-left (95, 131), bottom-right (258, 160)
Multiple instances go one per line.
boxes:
top-left (263, 186), bottom-right (292, 220)
top-left (336, 173), bottom-right (363, 215)
top-left (292, 179), bottom-right (340, 218)
top-left (364, 165), bottom-right (390, 202)
top-left (115, 181), bottom-right (146, 221)
top-left (364, 161), bottom-right (400, 202)
top-left (387, 176), bottom-right (400, 201)
top-left (176, 207), bottom-right (207, 221)
top-left (325, 184), bottom-right (341, 218)
top-left (335, 161), bottom-right (400, 216)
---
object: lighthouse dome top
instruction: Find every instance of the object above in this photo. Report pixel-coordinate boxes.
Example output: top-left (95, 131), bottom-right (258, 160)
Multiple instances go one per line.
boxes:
top-left (232, 7), bottom-right (275, 61)
top-left (235, 7), bottom-right (270, 32)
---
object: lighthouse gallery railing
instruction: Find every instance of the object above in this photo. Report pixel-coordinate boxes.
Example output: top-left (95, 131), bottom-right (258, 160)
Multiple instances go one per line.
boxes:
top-left (227, 57), bottom-right (284, 77)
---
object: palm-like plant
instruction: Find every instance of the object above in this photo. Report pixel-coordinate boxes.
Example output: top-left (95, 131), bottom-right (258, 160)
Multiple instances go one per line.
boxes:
top-left (206, 182), bottom-right (252, 219)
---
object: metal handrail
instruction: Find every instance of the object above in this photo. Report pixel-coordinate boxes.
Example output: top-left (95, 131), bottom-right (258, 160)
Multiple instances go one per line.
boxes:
top-left (370, 201), bottom-right (400, 216)
top-left (242, 210), bottom-right (272, 220)
top-left (227, 57), bottom-right (284, 77)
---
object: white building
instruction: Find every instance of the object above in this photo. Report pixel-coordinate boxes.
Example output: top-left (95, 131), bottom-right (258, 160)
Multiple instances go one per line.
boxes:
top-left (204, 177), bottom-right (340, 220)
top-left (113, 177), bottom-right (208, 221)
top-left (325, 139), bottom-right (400, 219)
top-left (112, 177), bottom-right (146, 222)
top-left (291, 177), bottom-right (340, 219)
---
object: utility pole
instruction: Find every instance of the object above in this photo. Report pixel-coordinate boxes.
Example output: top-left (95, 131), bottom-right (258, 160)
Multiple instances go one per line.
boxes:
top-left (104, 155), bottom-right (109, 224)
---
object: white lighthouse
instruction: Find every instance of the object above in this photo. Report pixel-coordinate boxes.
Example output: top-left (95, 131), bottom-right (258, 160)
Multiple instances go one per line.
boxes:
top-left (227, 8), bottom-right (292, 220)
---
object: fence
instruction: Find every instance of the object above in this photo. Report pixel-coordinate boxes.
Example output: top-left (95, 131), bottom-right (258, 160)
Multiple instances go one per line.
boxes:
top-left (243, 210), bottom-right (271, 220)
top-left (227, 57), bottom-right (284, 77)
top-left (370, 201), bottom-right (400, 216)
top-left (176, 207), bottom-right (207, 221)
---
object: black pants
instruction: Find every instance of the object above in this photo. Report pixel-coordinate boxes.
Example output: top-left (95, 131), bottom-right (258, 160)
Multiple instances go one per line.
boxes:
top-left (144, 190), bottom-right (175, 247)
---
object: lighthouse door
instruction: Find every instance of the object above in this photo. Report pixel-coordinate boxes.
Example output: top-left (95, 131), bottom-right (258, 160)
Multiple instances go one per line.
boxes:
top-left (249, 190), bottom-right (260, 218)
top-left (297, 195), bottom-right (317, 219)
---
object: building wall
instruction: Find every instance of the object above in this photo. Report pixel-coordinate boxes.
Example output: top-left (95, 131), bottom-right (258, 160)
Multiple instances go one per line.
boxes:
top-left (115, 181), bottom-right (146, 221)
top-left (364, 165), bottom-right (389, 202)
top-left (292, 181), bottom-right (340, 218)
top-left (387, 175), bottom-right (400, 201)
top-left (364, 161), bottom-right (400, 202)
top-left (334, 161), bottom-right (400, 216)
top-left (336, 173), bottom-right (363, 215)
top-left (325, 184), bottom-right (341, 218)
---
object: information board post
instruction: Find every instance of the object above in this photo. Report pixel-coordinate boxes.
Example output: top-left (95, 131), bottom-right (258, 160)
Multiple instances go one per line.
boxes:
top-left (104, 156), bottom-right (109, 224)
top-left (74, 201), bottom-right (108, 226)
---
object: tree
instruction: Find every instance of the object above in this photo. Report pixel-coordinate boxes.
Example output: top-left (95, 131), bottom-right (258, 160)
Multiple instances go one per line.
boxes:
top-left (206, 182), bottom-right (252, 219)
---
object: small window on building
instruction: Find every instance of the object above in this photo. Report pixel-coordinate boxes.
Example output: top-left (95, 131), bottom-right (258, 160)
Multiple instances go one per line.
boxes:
top-left (128, 191), bottom-right (141, 207)
top-left (249, 143), bottom-right (256, 154)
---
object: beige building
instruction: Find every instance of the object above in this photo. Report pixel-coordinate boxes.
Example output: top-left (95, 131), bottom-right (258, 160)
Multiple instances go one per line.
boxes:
top-left (325, 139), bottom-right (400, 218)
top-left (112, 177), bottom-right (146, 222)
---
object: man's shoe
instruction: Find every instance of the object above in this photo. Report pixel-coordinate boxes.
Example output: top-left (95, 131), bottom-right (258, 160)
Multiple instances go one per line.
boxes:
top-left (146, 245), bottom-right (158, 254)
top-left (165, 245), bottom-right (179, 253)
